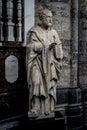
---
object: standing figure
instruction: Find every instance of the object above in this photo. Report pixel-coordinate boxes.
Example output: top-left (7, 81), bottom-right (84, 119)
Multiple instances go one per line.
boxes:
top-left (26, 8), bottom-right (63, 117)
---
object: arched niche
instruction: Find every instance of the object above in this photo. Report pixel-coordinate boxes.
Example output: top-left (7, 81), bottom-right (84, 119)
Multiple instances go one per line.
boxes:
top-left (5, 55), bottom-right (18, 83)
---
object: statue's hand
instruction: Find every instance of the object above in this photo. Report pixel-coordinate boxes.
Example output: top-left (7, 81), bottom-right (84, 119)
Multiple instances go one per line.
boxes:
top-left (49, 42), bottom-right (57, 50)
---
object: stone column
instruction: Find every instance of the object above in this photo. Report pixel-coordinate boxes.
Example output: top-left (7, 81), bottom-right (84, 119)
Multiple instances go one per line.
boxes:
top-left (67, 1), bottom-right (83, 130)
top-left (16, 0), bottom-right (22, 42)
top-left (6, 0), bottom-right (15, 41)
top-left (70, 0), bottom-right (79, 87)
top-left (0, 0), bottom-right (4, 41)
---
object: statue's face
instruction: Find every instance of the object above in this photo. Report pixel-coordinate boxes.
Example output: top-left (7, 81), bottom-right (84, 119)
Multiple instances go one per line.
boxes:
top-left (42, 12), bottom-right (53, 27)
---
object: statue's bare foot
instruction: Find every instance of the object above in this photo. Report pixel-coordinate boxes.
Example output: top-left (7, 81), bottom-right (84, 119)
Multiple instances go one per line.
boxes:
top-left (29, 106), bottom-right (40, 115)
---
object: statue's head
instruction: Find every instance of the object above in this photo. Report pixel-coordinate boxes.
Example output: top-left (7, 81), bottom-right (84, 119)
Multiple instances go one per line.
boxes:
top-left (38, 8), bottom-right (53, 28)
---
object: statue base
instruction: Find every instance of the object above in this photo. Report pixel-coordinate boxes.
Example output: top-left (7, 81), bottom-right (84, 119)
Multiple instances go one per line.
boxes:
top-left (28, 112), bottom-right (55, 120)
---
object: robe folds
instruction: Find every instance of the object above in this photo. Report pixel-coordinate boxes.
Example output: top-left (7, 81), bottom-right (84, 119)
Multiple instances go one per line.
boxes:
top-left (26, 25), bottom-right (63, 104)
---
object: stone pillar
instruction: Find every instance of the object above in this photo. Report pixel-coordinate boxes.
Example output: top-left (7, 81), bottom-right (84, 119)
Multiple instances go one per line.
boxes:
top-left (67, 1), bottom-right (83, 130)
top-left (16, 0), bottom-right (22, 42)
top-left (0, 0), bottom-right (4, 42)
top-left (70, 0), bottom-right (79, 87)
top-left (6, 0), bottom-right (15, 41)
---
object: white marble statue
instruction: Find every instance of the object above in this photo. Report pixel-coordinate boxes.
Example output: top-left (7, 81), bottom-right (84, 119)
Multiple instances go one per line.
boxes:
top-left (26, 8), bottom-right (63, 117)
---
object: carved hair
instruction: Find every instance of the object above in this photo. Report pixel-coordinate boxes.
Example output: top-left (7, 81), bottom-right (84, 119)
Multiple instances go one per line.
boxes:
top-left (38, 8), bottom-right (52, 21)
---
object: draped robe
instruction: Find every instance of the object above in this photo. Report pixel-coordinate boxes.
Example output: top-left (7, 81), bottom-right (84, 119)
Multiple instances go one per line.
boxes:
top-left (26, 25), bottom-right (63, 111)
